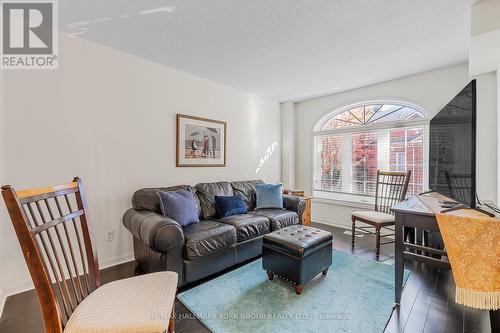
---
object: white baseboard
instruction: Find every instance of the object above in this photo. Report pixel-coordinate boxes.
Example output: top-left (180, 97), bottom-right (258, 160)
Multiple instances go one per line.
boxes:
top-left (4, 279), bottom-right (35, 298)
top-left (0, 279), bottom-right (35, 319)
top-left (0, 252), bottom-right (134, 318)
top-left (312, 218), bottom-right (352, 230)
top-left (312, 219), bottom-right (395, 238)
top-left (99, 252), bottom-right (134, 269)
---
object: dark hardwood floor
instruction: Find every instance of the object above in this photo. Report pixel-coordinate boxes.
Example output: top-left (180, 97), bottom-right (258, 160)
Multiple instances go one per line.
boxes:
top-left (0, 223), bottom-right (489, 333)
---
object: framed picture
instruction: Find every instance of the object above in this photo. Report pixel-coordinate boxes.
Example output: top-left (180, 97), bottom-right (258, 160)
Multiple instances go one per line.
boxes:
top-left (176, 114), bottom-right (227, 167)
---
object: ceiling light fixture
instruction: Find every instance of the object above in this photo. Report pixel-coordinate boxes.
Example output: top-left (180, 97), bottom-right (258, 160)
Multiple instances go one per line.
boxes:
top-left (139, 6), bottom-right (176, 15)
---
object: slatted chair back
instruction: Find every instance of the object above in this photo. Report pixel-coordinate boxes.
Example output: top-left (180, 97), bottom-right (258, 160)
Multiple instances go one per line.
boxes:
top-left (374, 170), bottom-right (412, 214)
top-left (1, 177), bottom-right (100, 333)
top-left (445, 172), bottom-right (472, 204)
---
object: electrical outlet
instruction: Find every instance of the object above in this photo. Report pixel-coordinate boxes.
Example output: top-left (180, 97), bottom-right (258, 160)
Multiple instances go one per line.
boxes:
top-left (105, 230), bottom-right (115, 242)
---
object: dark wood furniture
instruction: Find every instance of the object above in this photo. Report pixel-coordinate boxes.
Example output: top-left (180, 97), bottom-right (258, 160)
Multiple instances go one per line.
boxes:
top-left (2, 178), bottom-right (99, 332)
top-left (283, 190), bottom-right (312, 226)
top-left (392, 193), bottom-right (500, 330)
top-left (302, 196), bottom-right (312, 226)
top-left (391, 193), bottom-right (452, 305)
top-left (351, 170), bottom-right (412, 258)
top-left (1, 178), bottom-right (176, 333)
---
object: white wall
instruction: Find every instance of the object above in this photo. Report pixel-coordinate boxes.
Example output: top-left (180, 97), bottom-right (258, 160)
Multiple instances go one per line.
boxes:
top-left (281, 102), bottom-right (296, 189)
top-left (0, 66), bottom-right (6, 314)
top-left (1, 33), bottom-right (281, 295)
top-left (498, 67), bottom-right (500, 203)
top-left (476, 72), bottom-right (498, 202)
top-left (470, 0), bottom-right (500, 76)
top-left (293, 63), bottom-right (497, 228)
top-left (471, 0), bottom-right (500, 37)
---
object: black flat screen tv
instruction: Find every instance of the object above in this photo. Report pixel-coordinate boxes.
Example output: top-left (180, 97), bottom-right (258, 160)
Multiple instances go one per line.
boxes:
top-left (429, 80), bottom-right (476, 208)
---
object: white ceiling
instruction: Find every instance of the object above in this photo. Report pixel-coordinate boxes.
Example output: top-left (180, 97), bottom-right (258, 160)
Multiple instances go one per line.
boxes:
top-left (60, 0), bottom-right (472, 102)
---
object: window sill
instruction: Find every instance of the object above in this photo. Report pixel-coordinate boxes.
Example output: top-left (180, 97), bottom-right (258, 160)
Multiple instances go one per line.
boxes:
top-left (312, 196), bottom-right (373, 210)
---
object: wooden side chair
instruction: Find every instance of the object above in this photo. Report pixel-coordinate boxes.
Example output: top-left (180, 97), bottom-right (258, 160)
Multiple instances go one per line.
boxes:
top-left (2, 177), bottom-right (177, 333)
top-left (351, 170), bottom-right (412, 258)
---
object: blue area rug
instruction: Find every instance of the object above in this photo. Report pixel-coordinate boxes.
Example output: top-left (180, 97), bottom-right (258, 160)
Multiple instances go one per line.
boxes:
top-left (177, 249), bottom-right (409, 333)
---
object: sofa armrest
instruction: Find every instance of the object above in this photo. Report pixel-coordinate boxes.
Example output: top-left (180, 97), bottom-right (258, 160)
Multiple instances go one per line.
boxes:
top-left (123, 209), bottom-right (185, 253)
top-left (283, 195), bottom-right (306, 222)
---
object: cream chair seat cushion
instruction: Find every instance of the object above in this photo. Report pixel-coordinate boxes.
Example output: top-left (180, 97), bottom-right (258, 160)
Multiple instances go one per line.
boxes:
top-left (64, 271), bottom-right (177, 333)
top-left (351, 211), bottom-right (395, 224)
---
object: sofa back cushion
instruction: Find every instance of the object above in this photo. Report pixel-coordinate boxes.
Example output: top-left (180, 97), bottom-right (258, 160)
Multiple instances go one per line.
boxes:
top-left (194, 182), bottom-right (233, 219)
top-left (132, 185), bottom-right (202, 218)
top-left (157, 190), bottom-right (200, 226)
top-left (230, 179), bottom-right (264, 211)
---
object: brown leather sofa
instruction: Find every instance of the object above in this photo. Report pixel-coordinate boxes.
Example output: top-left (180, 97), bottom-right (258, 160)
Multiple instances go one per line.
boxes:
top-left (123, 180), bottom-right (305, 287)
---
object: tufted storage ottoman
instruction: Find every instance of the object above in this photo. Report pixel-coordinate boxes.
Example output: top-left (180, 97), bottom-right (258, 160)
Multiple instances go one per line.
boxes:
top-left (262, 225), bottom-right (333, 294)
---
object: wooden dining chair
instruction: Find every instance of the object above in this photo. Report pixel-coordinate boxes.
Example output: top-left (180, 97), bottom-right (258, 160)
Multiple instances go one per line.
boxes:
top-left (2, 177), bottom-right (177, 333)
top-left (351, 170), bottom-right (412, 258)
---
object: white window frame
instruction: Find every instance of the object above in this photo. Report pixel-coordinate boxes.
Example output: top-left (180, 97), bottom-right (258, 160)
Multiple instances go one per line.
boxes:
top-left (311, 100), bottom-right (430, 205)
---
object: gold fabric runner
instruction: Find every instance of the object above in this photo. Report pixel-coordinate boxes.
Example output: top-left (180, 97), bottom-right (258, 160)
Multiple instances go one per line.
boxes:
top-left (436, 210), bottom-right (500, 310)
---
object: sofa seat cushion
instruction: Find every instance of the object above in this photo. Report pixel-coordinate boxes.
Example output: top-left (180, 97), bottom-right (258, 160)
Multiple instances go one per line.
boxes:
top-left (183, 220), bottom-right (237, 259)
top-left (218, 214), bottom-right (270, 242)
top-left (251, 209), bottom-right (299, 231)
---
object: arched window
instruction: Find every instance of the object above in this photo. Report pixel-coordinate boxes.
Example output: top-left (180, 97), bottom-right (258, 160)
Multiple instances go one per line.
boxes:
top-left (313, 102), bottom-right (428, 201)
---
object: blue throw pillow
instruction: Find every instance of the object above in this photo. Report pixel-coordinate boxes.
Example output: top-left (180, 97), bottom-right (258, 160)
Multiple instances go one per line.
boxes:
top-left (255, 183), bottom-right (283, 209)
top-left (157, 189), bottom-right (200, 227)
top-left (214, 195), bottom-right (247, 218)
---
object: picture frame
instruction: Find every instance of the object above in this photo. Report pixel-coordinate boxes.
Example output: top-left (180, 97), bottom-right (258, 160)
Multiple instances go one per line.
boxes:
top-left (176, 114), bottom-right (227, 167)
